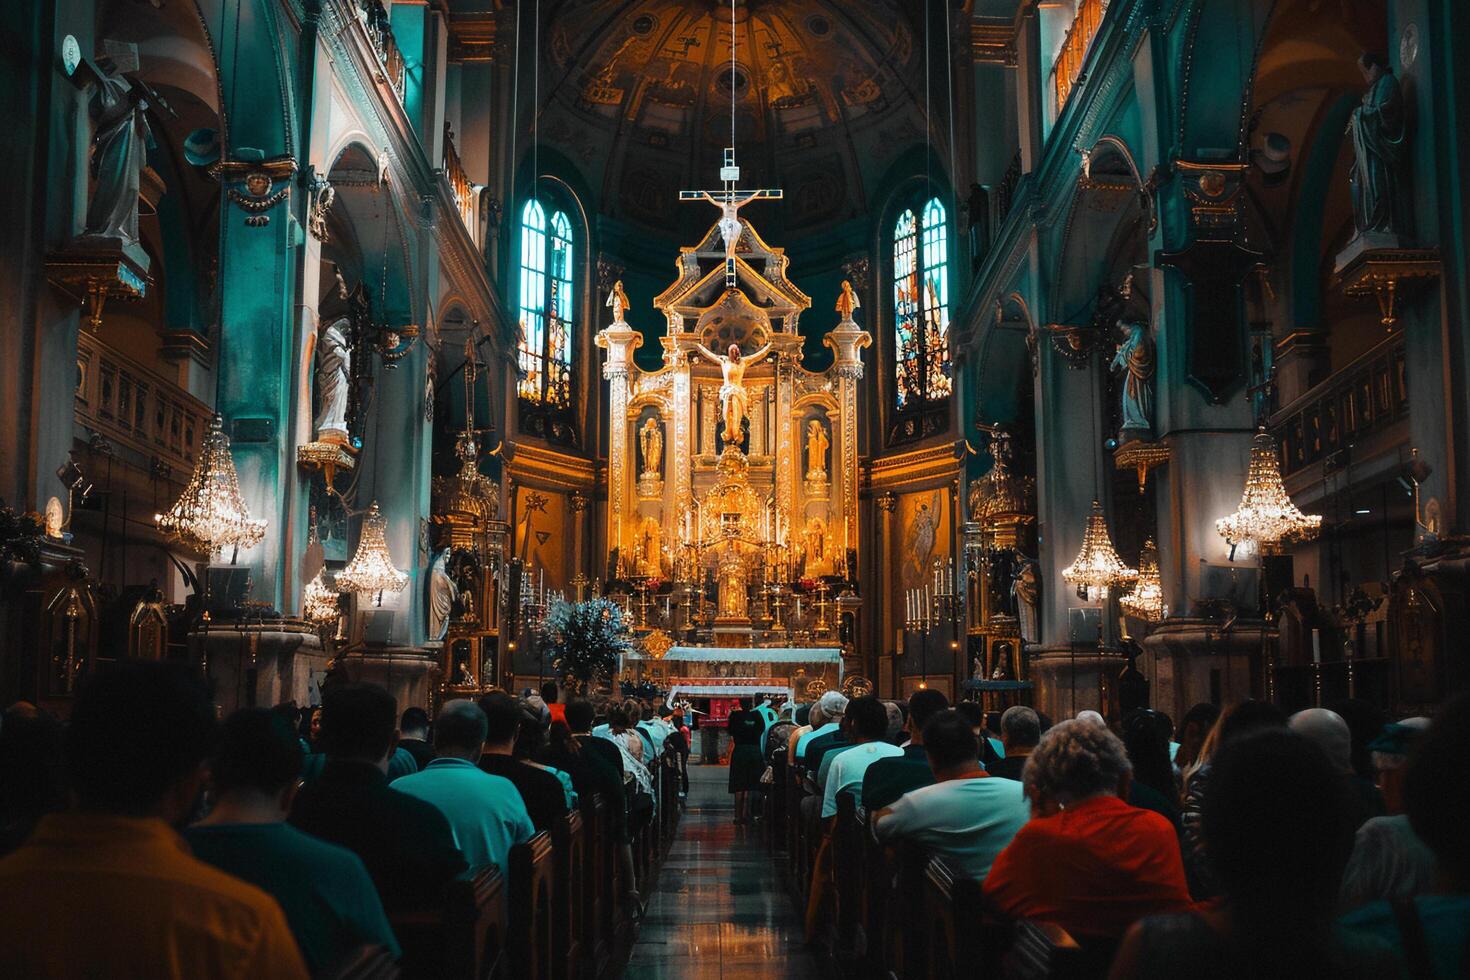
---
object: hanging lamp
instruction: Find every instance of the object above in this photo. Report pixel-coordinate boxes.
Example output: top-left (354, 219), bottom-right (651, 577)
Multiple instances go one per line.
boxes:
top-left (303, 568), bottom-right (342, 625)
top-left (1119, 537), bottom-right (1164, 621)
top-left (336, 500), bottom-right (408, 603)
top-left (1062, 499), bottom-right (1137, 601)
top-left (155, 414), bottom-right (267, 559)
top-left (1216, 428), bottom-right (1322, 556)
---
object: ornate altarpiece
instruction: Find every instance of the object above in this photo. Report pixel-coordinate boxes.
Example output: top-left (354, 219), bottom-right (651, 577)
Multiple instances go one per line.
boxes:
top-left (598, 216), bottom-right (869, 646)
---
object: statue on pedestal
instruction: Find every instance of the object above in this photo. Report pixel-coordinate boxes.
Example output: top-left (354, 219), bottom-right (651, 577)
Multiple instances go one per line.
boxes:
top-left (1348, 51), bottom-right (1409, 241)
top-left (692, 341), bottom-right (773, 444)
top-left (835, 280), bottom-right (861, 322)
top-left (314, 317), bottom-right (352, 444)
top-left (1013, 557), bottom-right (1040, 643)
top-left (606, 279), bottom-right (631, 324)
top-left (84, 43), bottom-right (155, 246)
top-left (1111, 319), bottom-right (1154, 437)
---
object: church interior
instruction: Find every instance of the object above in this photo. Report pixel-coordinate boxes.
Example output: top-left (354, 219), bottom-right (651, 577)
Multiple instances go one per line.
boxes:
top-left (2, 0), bottom-right (1469, 978)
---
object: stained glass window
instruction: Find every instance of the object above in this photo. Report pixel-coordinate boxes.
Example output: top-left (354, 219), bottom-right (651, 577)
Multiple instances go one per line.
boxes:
top-left (893, 196), bottom-right (950, 411)
top-left (517, 201), bottom-right (575, 407)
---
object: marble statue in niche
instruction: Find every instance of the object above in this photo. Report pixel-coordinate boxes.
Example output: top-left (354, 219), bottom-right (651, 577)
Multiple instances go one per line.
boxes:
top-left (805, 419), bottom-right (830, 480)
top-left (314, 317), bottom-right (352, 444)
top-left (1012, 556), bottom-right (1040, 643)
top-left (1348, 51), bottom-right (1409, 241)
top-left (639, 416), bottom-right (664, 477)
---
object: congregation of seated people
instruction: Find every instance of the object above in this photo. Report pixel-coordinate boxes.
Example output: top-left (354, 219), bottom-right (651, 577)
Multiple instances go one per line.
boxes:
top-left (0, 662), bottom-right (687, 978)
top-left (766, 687), bottom-right (1469, 979)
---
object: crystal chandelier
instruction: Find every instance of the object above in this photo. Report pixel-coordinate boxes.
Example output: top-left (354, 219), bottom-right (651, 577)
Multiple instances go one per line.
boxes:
top-left (1119, 538), bottom-right (1165, 622)
top-left (155, 415), bottom-right (267, 559)
top-left (1216, 428), bottom-right (1322, 556)
top-left (302, 568), bottom-right (342, 625)
top-left (336, 501), bottom-right (408, 603)
top-left (1062, 499), bottom-right (1137, 601)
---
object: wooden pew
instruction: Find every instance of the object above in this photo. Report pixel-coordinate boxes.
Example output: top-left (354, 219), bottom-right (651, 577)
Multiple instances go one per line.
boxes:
top-left (923, 855), bottom-right (1004, 980)
top-left (1004, 920), bottom-right (1097, 980)
top-left (579, 793), bottom-right (610, 976)
top-left (322, 944), bottom-right (401, 980)
top-left (550, 811), bottom-right (585, 980)
top-left (390, 865), bottom-right (507, 980)
top-left (830, 791), bottom-right (865, 964)
top-left (509, 831), bottom-right (556, 980)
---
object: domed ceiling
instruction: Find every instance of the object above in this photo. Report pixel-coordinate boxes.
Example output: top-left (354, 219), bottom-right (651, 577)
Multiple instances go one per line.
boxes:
top-left (537, 0), bottom-right (929, 231)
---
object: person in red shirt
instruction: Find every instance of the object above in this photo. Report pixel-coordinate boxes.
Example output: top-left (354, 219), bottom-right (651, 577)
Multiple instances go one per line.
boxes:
top-left (983, 717), bottom-right (1193, 941)
top-left (540, 681), bottom-right (566, 725)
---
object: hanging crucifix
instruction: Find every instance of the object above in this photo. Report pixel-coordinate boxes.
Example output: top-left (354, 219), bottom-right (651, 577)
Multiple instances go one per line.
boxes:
top-left (680, 148), bottom-right (782, 286)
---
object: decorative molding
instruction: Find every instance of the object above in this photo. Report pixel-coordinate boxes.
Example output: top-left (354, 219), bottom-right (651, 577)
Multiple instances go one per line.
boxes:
top-left (971, 18), bottom-right (1017, 66)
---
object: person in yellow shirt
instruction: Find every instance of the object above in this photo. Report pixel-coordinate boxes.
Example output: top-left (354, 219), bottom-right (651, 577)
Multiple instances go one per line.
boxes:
top-left (0, 662), bottom-right (309, 980)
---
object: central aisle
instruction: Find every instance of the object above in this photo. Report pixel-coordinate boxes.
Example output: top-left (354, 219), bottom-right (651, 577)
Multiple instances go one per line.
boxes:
top-left (622, 765), bottom-right (821, 979)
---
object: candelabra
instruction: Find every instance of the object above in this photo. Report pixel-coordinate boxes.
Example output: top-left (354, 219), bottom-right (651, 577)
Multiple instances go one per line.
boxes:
top-left (904, 556), bottom-right (963, 634)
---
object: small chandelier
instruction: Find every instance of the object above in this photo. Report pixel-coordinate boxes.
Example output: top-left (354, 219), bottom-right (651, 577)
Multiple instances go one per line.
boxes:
top-left (336, 500), bottom-right (408, 603)
top-left (155, 414), bottom-right (266, 560)
top-left (1062, 499), bottom-right (1137, 601)
top-left (1120, 538), bottom-right (1165, 622)
top-left (1216, 428), bottom-right (1322, 557)
top-left (302, 568), bottom-right (342, 625)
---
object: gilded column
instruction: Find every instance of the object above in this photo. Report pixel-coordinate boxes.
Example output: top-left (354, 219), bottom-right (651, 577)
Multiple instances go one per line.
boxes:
top-left (825, 315), bottom-right (872, 568)
top-left (671, 349), bottom-right (692, 520)
top-left (595, 322), bottom-right (641, 559)
top-left (570, 490), bottom-right (589, 580)
top-left (774, 354), bottom-right (795, 545)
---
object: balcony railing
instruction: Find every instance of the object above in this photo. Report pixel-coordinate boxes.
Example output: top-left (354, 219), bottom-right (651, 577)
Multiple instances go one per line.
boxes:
top-left (359, 0), bottom-right (406, 105)
top-left (442, 122), bottom-right (478, 240)
top-left (1051, 0), bottom-right (1105, 111)
top-left (1271, 333), bottom-right (1408, 478)
top-left (75, 331), bottom-right (212, 477)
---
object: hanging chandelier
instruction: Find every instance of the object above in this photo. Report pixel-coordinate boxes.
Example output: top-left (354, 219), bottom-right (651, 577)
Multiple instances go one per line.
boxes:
top-left (336, 500), bottom-right (408, 602)
top-left (1216, 428), bottom-right (1322, 556)
top-left (1119, 538), bottom-right (1165, 622)
top-left (154, 414), bottom-right (267, 559)
top-left (1062, 499), bottom-right (1137, 601)
top-left (302, 568), bottom-right (342, 625)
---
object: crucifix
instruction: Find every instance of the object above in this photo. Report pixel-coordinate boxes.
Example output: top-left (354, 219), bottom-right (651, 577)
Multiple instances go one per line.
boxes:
top-left (680, 147), bottom-right (782, 286)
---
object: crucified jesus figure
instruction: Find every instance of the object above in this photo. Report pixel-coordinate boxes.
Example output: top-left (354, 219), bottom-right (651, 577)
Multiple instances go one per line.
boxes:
top-left (692, 340), bottom-right (773, 444)
top-left (698, 190), bottom-right (760, 262)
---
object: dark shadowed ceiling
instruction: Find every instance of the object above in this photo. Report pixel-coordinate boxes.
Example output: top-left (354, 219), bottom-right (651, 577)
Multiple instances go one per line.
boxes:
top-left (535, 0), bottom-right (933, 231)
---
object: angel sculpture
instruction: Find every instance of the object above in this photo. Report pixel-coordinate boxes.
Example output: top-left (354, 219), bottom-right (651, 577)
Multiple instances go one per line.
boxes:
top-left (606, 279), bottom-right (631, 323)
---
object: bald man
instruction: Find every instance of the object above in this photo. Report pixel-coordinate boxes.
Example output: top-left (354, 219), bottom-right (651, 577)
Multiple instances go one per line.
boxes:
top-left (393, 700), bottom-right (534, 873)
top-left (1290, 708), bottom-right (1384, 829)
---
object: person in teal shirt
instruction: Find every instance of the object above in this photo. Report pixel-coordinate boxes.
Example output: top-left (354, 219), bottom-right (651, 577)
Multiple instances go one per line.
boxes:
top-left (392, 700), bottom-right (534, 874)
top-left (873, 711), bottom-right (1029, 881)
top-left (186, 708), bottom-right (400, 974)
top-left (1341, 695), bottom-right (1470, 979)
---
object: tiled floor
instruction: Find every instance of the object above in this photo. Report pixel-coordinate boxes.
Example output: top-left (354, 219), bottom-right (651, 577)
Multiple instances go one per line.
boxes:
top-left (622, 766), bottom-right (821, 979)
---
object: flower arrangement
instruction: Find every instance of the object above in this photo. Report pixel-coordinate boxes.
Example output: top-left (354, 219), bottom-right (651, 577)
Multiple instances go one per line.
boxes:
top-left (539, 596), bottom-right (635, 690)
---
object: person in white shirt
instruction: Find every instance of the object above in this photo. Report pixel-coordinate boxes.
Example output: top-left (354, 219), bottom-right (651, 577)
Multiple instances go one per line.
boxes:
top-left (821, 697), bottom-right (904, 819)
top-left (873, 709), bottom-right (1030, 881)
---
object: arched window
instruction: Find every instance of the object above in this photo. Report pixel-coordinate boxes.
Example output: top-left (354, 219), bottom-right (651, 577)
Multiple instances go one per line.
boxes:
top-left (893, 195), bottom-right (951, 415)
top-left (517, 200), bottom-right (576, 408)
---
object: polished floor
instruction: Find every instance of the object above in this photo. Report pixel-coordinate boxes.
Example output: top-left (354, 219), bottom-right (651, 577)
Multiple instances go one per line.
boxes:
top-left (622, 765), bottom-right (820, 979)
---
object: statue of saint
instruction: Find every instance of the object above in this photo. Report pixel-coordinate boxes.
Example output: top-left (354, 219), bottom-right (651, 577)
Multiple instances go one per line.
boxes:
top-left (1348, 52), bottom-right (1409, 240)
top-left (84, 45), bottom-right (154, 246)
top-left (692, 341), bottom-right (773, 445)
top-left (835, 280), bottom-right (861, 322)
top-left (1012, 557), bottom-right (1040, 643)
top-left (904, 491), bottom-right (940, 582)
top-left (639, 417), bottom-right (663, 477)
top-left (805, 420), bottom-right (830, 479)
top-left (428, 549), bottom-right (457, 641)
top-left (1110, 319), bottom-right (1154, 436)
top-left (606, 279), bottom-right (631, 323)
top-left (804, 517), bottom-right (827, 571)
top-left (314, 317), bottom-right (352, 444)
